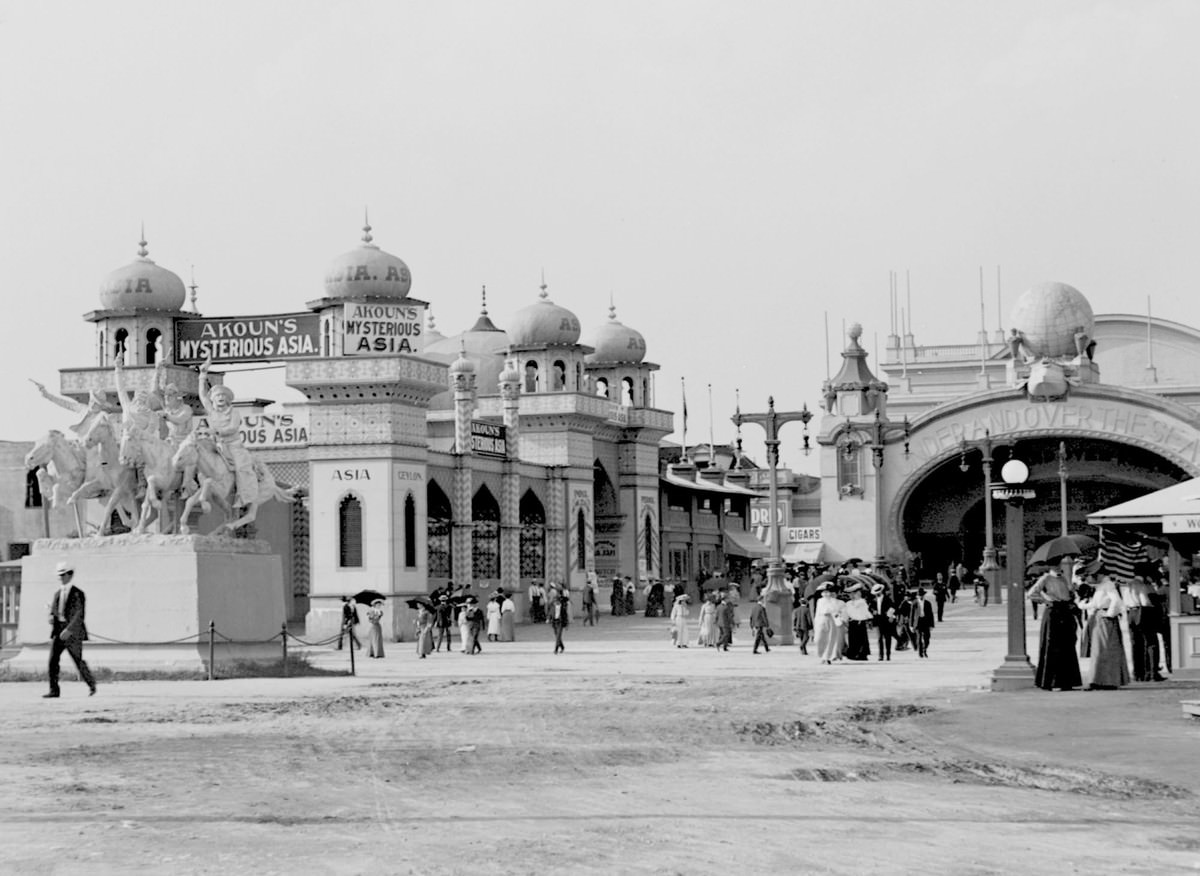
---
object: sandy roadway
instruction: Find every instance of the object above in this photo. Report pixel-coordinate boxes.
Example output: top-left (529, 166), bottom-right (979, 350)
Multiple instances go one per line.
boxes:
top-left (2, 600), bottom-right (1199, 875)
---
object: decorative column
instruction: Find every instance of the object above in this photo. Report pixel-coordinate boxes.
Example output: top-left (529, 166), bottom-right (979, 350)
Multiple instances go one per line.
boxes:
top-left (499, 366), bottom-right (522, 600)
top-left (451, 351), bottom-right (476, 587)
top-left (544, 466), bottom-right (565, 584)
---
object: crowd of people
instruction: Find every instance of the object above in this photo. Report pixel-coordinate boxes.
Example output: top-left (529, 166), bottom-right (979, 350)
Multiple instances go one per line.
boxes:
top-left (1026, 555), bottom-right (1173, 692)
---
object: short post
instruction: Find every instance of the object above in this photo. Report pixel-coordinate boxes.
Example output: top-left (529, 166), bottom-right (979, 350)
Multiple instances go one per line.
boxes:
top-left (349, 630), bottom-right (356, 677)
top-left (207, 620), bottom-right (216, 681)
top-left (281, 622), bottom-right (289, 677)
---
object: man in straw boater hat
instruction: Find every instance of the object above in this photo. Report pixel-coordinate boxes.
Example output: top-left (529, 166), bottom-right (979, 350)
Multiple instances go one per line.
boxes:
top-left (869, 581), bottom-right (896, 662)
top-left (45, 561), bottom-right (97, 698)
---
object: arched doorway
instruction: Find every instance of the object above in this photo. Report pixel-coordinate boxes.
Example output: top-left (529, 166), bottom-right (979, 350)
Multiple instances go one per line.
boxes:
top-left (900, 436), bottom-right (1185, 576)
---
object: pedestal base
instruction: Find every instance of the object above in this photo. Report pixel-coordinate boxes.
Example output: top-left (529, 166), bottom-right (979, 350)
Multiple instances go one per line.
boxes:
top-left (991, 657), bottom-right (1036, 691)
top-left (8, 534), bottom-right (285, 672)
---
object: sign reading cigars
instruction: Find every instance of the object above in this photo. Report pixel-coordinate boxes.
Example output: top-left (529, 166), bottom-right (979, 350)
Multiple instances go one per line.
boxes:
top-left (175, 313), bottom-right (320, 364)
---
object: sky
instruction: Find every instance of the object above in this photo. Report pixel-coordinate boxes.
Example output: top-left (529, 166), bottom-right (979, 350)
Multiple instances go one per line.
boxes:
top-left (3, 0), bottom-right (1200, 475)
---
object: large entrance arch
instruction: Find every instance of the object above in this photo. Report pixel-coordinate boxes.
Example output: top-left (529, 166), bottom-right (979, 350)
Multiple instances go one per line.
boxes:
top-left (889, 386), bottom-right (1200, 574)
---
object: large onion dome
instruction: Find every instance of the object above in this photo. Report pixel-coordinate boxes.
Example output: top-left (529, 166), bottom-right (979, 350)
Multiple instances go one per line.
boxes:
top-left (583, 302), bottom-right (646, 364)
top-left (322, 220), bottom-right (412, 300)
top-left (98, 234), bottom-right (187, 311)
top-left (507, 280), bottom-right (580, 346)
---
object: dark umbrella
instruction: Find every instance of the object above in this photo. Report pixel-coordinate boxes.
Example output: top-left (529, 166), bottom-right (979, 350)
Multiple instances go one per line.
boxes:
top-left (354, 589), bottom-right (387, 605)
top-left (405, 597), bottom-right (434, 610)
top-left (1029, 534), bottom-right (1096, 566)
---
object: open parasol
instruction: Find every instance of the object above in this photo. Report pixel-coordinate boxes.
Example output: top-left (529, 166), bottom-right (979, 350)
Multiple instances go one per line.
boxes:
top-left (1029, 534), bottom-right (1097, 566)
top-left (353, 589), bottom-right (387, 605)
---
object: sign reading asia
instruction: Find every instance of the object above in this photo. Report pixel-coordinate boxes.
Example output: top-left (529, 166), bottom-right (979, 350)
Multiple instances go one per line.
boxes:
top-left (175, 314), bottom-right (320, 364)
top-left (913, 401), bottom-right (1200, 467)
top-left (342, 302), bottom-right (425, 355)
top-left (470, 421), bottom-right (507, 458)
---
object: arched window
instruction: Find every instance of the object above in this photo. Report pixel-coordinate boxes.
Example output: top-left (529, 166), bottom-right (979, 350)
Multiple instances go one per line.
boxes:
top-left (322, 319), bottom-right (331, 357)
top-left (576, 509), bottom-right (587, 571)
top-left (338, 495), bottom-right (363, 567)
top-left (595, 377), bottom-right (609, 399)
top-left (642, 378), bottom-right (650, 406)
top-left (622, 377), bottom-right (635, 406)
top-left (98, 330), bottom-right (106, 366)
top-left (403, 493), bottom-right (417, 568)
top-left (427, 481), bottom-right (452, 578)
top-left (575, 362), bottom-right (582, 391)
top-left (644, 512), bottom-right (654, 572)
top-left (472, 486), bottom-right (501, 579)
top-left (114, 328), bottom-right (129, 364)
top-left (519, 490), bottom-right (546, 579)
top-left (524, 361), bottom-right (539, 394)
top-left (552, 360), bottom-right (566, 391)
top-left (145, 328), bottom-right (162, 364)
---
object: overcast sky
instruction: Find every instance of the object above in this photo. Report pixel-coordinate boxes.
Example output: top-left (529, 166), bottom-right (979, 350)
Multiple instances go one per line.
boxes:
top-left (4, 0), bottom-right (1199, 474)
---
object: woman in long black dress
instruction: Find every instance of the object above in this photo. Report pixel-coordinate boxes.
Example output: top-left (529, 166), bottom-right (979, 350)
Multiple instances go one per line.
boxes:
top-left (1027, 567), bottom-right (1082, 691)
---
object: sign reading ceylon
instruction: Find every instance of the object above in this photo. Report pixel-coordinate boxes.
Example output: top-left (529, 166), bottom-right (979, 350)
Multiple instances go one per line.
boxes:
top-left (342, 302), bottom-right (425, 355)
top-left (175, 313), bottom-right (320, 364)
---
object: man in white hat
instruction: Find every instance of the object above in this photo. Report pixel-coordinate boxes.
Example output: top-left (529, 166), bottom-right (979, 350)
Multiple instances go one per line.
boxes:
top-left (45, 561), bottom-right (96, 698)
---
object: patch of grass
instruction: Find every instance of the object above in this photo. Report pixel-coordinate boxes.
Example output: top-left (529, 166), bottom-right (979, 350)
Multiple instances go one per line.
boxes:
top-left (0, 652), bottom-right (348, 683)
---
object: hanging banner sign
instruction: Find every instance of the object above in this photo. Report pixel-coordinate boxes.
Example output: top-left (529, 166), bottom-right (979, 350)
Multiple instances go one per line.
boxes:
top-left (197, 410), bottom-right (309, 449)
top-left (471, 421), bottom-right (507, 458)
top-left (342, 302), bottom-right (425, 355)
top-left (174, 313), bottom-right (320, 364)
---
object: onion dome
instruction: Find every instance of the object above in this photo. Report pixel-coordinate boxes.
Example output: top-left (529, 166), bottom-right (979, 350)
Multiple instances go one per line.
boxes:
top-left (98, 233), bottom-right (187, 311)
top-left (1009, 281), bottom-right (1095, 359)
top-left (322, 218), bottom-right (412, 300)
top-left (507, 278), bottom-right (581, 346)
top-left (584, 302), bottom-right (646, 364)
top-left (449, 341), bottom-right (476, 376)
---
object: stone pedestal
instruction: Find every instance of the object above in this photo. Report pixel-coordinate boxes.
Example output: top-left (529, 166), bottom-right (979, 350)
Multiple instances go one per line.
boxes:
top-left (9, 534), bottom-right (285, 672)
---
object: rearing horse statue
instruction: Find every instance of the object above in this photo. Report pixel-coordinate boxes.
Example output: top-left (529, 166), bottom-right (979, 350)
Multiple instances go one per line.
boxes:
top-left (171, 427), bottom-right (297, 535)
top-left (67, 412), bottom-right (139, 534)
top-left (119, 420), bottom-right (182, 534)
top-left (25, 430), bottom-right (89, 537)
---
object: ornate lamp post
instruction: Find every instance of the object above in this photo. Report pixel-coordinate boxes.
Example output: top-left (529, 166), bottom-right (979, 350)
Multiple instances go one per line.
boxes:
top-left (1057, 440), bottom-right (1069, 537)
top-left (959, 429), bottom-right (1000, 603)
top-left (732, 396), bottom-right (812, 645)
top-left (991, 457), bottom-right (1036, 690)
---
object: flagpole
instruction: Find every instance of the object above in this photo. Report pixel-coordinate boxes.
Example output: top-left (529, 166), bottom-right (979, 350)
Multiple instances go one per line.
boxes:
top-left (707, 383), bottom-right (715, 468)
top-left (680, 377), bottom-right (688, 462)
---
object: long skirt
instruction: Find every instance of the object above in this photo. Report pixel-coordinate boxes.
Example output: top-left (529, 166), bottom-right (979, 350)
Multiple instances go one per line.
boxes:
top-left (367, 621), bottom-right (385, 658)
top-left (672, 616), bottom-right (689, 647)
top-left (844, 620), bottom-right (871, 660)
top-left (530, 597), bottom-right (545, 624)
top-left (499, 611), bottom-right (515, 642)
top-left (416, 624), bottom-right (434, 658)
top-left (1035, 603), bottom-right (1082, 691)
top-left (697, 613), bottom-right (717, 647)
top-left (1079, 611), bottom-right (1097, 658)
top-left (1088, 616), bottom-right (1130, 688)
top-left (814, 616), bottom-right (840, 662)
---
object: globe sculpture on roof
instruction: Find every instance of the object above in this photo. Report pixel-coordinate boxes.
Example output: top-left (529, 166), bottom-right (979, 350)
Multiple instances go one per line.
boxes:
top-left (1007, 281), bottom-right (1098, 399)
top-left (1009, 281), bottom-right (1094, 360)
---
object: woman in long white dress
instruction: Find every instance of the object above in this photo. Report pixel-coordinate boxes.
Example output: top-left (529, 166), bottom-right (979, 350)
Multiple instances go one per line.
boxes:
top-left (486, 597), bottom-right (502, 642)
top-left (696, 594), bottom-right (718, 647)
top-left (1082, 574), bottom-right (1130, 689)
top-left (670, 594), bottom-right (691, 648)
top-left (813, 585), bottom-right (846, 664)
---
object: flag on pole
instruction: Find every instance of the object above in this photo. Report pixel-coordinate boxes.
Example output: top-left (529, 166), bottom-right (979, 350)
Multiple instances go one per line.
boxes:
top-left (1098, 527), bottom-right (1148, 581)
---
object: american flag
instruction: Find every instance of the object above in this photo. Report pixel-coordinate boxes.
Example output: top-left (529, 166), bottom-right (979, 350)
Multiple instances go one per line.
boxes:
top-left (1098, 527), bottom-right (1148, 581)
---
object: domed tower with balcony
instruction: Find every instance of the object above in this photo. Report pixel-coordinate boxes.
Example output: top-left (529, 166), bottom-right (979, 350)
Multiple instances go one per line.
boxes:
top-left (67, 231), bottom-right (196, 406)
top-left (503, 278), bottom-right (591, 395)
top-left (582, 300), bottom-right (658, 408)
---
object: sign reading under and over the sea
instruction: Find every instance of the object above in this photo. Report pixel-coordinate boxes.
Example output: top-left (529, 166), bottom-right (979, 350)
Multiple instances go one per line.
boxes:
top-left (342, 302), bottom-right (425, 355)
top-left (471, 421), bottom-right (507, 458)
top-left (175, 314), bottom-right (320, 364)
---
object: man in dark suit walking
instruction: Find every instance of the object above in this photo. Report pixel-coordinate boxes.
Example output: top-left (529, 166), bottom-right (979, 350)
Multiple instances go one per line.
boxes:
top-left (45, 561), bottom-right (96, 698)
top-left (749, 595), bottom-right (771, 654)
top-left (869, 582), bottom-right (896, 661)
top-left (337, 595), bottom-right (361, 650)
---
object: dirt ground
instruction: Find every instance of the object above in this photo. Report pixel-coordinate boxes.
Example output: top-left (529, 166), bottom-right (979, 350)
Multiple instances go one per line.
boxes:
top-left (3, 601), bottom-right (1200, 875)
